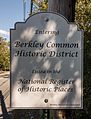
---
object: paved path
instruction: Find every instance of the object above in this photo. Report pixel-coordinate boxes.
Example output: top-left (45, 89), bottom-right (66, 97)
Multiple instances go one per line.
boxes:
top-left (0, 71), bottom-right (10, 114)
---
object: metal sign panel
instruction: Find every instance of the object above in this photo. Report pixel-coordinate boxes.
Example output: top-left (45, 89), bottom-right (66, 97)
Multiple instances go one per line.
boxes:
top-left (10, 12), bottom-right (83, 109)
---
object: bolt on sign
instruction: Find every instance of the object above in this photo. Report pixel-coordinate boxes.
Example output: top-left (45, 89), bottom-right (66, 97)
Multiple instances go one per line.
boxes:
top-left (10, 12), bottom-right (83, 109)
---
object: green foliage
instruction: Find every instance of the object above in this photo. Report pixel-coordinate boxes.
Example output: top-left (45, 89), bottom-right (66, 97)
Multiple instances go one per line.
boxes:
top-left (0, 37), bottom-right (10, 71)
top-left (32, 0), bottom-right (48, 12)
top-left (75, 0), bottom-right (91, 32)
top-left (75, 0), bottom-right (91, 119)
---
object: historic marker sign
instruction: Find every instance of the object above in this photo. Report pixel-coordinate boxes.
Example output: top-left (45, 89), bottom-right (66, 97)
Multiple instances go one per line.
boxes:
top-left (10, 12), bottom-right (83, 109)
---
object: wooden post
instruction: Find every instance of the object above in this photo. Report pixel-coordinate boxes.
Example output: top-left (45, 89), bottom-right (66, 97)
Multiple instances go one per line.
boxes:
top-left (48, 0), bottom-right (76, 119)
top-left (48, 0), bottom-right (76, 22)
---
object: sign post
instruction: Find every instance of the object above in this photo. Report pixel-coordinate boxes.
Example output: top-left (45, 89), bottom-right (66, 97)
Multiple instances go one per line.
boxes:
top-left (10, 12), bottom-right (83, 109)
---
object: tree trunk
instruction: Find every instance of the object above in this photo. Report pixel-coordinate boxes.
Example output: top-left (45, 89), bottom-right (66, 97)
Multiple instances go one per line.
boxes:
top-left (48, 0), bottom-right (76, 119)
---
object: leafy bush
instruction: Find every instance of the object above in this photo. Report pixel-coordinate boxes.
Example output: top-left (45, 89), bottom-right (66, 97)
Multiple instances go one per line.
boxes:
top-left (0, 37), bottom-right (10, 71)
top-left (75, 0), bottom-right (91, 118)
